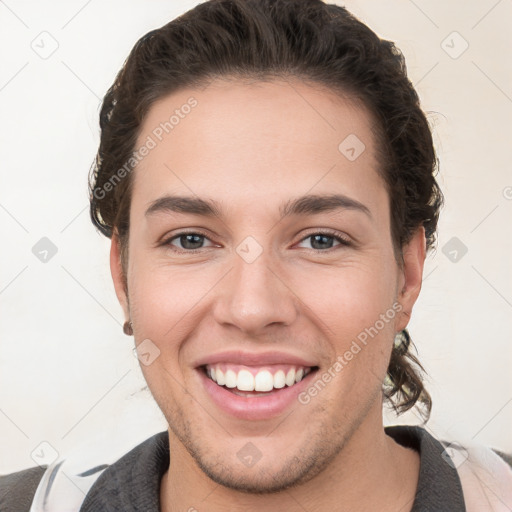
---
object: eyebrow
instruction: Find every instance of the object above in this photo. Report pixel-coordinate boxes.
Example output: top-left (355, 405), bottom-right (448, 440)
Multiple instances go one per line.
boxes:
top-left (145, 193), bottom-right (372, 220)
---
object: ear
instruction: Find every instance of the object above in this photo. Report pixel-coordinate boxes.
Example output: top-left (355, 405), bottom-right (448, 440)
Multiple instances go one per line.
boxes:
top-left (395, 226), bottom-right (426, 332)
top-left (110, 233), bottom-right (130, 322)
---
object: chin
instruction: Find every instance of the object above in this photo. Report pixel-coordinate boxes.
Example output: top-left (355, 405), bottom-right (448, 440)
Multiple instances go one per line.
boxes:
top-left (191, 451), bottom-right (329, 495)
top-left (167, 412), bottom-right (350, 495)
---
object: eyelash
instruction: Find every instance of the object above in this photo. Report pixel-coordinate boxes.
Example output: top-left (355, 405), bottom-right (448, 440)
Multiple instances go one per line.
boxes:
top-left (161, 229), bottom-right (352, 254)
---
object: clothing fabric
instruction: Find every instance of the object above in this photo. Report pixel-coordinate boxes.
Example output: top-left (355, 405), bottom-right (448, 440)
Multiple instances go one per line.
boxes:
top-left (1, 425), bottom-right (511, 511)
top-left (0, 466), bottom-right (45, 512)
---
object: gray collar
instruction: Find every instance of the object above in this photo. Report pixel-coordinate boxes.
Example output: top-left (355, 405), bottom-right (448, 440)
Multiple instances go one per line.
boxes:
top-left (385, 425), bottom-right (466, 511)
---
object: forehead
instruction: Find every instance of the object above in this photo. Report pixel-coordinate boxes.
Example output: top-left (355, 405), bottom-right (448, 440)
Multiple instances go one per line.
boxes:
top-left (131, 78), bottom-right (387, 218)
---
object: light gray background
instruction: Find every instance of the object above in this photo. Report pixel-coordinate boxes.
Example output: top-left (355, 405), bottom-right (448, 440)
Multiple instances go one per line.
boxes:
top-left (1, 0), bottom-right (511, 473)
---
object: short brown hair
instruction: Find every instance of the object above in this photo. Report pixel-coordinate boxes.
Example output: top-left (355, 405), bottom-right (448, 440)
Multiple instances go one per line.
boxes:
top-left (89, 0), bottom-right (443, 420)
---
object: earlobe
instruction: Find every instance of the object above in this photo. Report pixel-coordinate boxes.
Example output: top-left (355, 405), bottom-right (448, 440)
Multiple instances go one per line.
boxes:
top-left (396, 226), bottom-right (426, 332)
top-left (110, 233), bottom-right (129, 320)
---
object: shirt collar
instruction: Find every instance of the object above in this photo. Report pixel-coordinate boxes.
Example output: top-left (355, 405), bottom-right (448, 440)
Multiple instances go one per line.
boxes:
top-left (385, 425), bottom-right (466, 511)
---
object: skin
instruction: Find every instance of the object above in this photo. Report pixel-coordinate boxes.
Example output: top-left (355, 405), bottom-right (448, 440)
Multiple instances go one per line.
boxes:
top-left (110, 78), bottom-right (425, 512)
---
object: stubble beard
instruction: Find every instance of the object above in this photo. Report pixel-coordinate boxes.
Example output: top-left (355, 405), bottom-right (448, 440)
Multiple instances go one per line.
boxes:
top-left (161, 391), bottom-right (380, 495)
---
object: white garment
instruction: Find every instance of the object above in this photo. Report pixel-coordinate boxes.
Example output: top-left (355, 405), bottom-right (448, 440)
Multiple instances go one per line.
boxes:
top-left (29, 459), bottom-right (105, 512)
top-left (445, 441), bottom-right (512, 512)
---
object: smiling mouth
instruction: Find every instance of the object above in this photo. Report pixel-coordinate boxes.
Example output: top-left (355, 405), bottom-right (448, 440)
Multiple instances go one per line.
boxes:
top-left (202, 364), bottom-right (319, 397)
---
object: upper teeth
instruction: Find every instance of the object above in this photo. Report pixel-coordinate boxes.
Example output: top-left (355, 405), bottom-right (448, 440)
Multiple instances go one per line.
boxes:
top-left (206, 365), bottom-right (310, 392)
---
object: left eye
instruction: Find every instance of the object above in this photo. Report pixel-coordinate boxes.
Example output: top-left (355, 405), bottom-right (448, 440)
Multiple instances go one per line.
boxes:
top-left (297, 232), bottom-right (351, 251)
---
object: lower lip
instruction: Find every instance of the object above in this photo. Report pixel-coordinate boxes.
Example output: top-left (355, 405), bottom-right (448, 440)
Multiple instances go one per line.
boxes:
top-left (199, 369), bottom-right (316, 421)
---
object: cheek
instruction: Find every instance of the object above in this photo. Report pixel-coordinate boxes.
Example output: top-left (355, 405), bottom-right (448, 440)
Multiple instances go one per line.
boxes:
top-left (306, 261), bottom-right (398, 385)
top-left (303, 260), bottom-right (397, 331)
top-left (127, 252), bottom-right (207, 334)
top-left (126, 265), bottom-right (198, 395)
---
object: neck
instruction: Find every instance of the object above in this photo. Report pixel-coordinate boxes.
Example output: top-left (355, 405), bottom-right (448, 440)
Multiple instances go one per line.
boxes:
top-left (160, 409), bottom-right (420, 512)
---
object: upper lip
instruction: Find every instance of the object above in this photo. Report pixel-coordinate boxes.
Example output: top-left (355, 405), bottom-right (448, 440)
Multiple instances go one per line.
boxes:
top-left (194, 350), bottom-right (318, 368)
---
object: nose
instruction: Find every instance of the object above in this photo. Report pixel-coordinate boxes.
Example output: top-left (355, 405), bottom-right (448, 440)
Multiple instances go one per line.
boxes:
top-left (212, 247), bottom-right (298, 335)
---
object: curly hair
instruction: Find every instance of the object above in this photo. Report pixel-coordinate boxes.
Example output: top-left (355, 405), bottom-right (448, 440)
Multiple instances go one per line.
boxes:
top-left (89, 0), bottom-right (443, 420)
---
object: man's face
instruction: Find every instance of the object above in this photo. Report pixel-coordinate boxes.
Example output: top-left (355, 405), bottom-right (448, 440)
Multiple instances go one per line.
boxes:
top-left (111, 79), bottom-right (422, 492)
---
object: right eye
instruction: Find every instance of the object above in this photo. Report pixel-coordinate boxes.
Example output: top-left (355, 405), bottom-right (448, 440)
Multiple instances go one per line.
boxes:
top-left (163, 231), bottom-right (217, 253)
